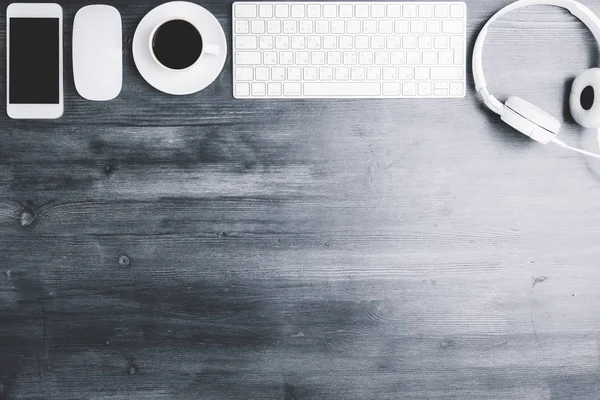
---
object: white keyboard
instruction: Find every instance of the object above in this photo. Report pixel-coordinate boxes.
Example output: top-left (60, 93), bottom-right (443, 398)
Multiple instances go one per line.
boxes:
top-left (232, 2), bottom-right (466, 99)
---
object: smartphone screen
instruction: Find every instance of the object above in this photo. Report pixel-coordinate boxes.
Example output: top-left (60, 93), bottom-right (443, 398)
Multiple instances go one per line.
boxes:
top-left (9, 18), bottom-right (59, 104)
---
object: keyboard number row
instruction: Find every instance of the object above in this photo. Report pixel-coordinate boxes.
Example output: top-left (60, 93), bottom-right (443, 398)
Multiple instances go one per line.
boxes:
top-left (234, 3), bottom-right (465, 19)
top-left (235, 19), bottom-right (463, 34)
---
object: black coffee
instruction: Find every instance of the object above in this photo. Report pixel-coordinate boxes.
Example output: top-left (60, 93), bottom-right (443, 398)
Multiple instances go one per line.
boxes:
top-left (152, 19), bottom-right (203, 70)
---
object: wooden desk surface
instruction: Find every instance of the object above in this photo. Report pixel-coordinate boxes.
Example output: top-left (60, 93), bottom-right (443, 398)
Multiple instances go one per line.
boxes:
top-left (2, 1), bottom-right (600, 399)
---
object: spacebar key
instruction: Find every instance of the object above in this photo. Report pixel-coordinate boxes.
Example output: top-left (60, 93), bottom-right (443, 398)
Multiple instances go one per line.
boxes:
top-left (304, 82), bottom-right (381, 97)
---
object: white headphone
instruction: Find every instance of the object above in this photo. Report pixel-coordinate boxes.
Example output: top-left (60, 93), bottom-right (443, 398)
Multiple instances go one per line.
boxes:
top-left (474, 0), bottom-right (600, 158)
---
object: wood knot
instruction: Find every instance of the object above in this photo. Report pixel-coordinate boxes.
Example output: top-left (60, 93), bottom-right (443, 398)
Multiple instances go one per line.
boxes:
top-left (119, 255), bottom-right (130, 267)
top-left (129, 366), bottom-right (136, 375)
top-left (19, 210), bottom-right (35, 227)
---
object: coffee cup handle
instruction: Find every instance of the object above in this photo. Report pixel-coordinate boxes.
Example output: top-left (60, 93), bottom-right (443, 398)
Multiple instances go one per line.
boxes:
top-left (204, 43), bottom-right (220, 56)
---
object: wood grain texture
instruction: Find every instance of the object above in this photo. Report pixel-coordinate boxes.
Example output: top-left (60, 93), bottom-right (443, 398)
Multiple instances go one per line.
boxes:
top-left (3, 0), bottom-right (600, 399)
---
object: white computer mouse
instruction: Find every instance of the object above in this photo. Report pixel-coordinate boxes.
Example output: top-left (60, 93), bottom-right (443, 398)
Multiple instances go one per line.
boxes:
top-left (73, 5), bottom-right (122, 101)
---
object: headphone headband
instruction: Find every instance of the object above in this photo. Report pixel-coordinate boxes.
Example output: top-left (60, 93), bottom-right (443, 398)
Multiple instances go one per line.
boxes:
top-left (473, 0), bottom-right (600, 115)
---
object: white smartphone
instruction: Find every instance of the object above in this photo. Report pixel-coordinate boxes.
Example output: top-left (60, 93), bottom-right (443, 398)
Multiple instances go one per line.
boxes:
top-left (7, 3), bottom-right (63, 119)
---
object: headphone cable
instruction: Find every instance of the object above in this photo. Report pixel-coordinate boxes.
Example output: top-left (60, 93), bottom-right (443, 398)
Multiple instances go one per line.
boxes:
top-left (552, 138), bottom-right (600, 159)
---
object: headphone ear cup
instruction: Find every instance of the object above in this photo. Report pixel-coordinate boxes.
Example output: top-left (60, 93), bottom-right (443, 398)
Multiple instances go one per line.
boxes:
top-left (502, 96), bottom-right (561, 144)
top-left (570, 68), bottom-right (600, 128)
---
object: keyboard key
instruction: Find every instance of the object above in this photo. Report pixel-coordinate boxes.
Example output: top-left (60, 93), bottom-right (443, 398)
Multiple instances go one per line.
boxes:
top-left (299, 20), bottom-right (313, 34)
top-left (395, 20), bottom-right (409, 33)
top-left (323, 4), bottom-right (337, 17)
top-left (280, 51), bottom-right (294, 64)
top-left (316, 20), bottom-right (329, 33)
top-left (347, 20), bottom-right (361, 34)
top-left (312, 51), bottom-right (325, 64)
top-left (275, 36), bottom-right (289, 49)
top-left (403, 35), bottom-right (417, 49)
top-left (403, 4), bottom-right (417, 17)
top-left (379, 20), bottom-right (393, 34)
top-left (383, 82), bottom-right (400, 95)
top-left (415, 66), bottom-right (428, 80)
top-left (267, 20), bottom-right (281, 34)
top-left (434, 4), bottom-right (448, 17)
top-left (359, 51), bottom-right (373, 65)
top-left (450, 82), bottom-right (464, 96)
top-left (292, 36), bottom-right (305, 49)
top-left (263, 51), bottom-right (277, 64)
top-left (363, 20), bottom-right (377, 34)
top-left (355, 36), bottom-right (369, 49)
top-left (410, 20), bottom-right (425, 34)
top-left (374, 51), bottom-right (389, 65)
top-left (307, 4), bottom-right (320, 17)
top-left (259, 4), bottom-right (272, 18)
top-left (371, 36), bottom-right (385, 49)
top-left (236, 51), bottom-right (261, 65)
top-left (252, 20), bottom-right (265, 34)
top-left (295, 51), bottom-right (309, 64)
top-left (340, 36), bottom-right (353, 49)
top-left (235, 20), bottom-right (249, 34)
top-left (272, 66), bottom-right (286, 80)
top-left (340, 4), bottom-right (353, 17)
top-left (443, 20), bottom-right (464, 34)
top-left (284, 82), bottom-right (302, 96)
top-left (319, 66), bottom-right (333, 80)
top-left (307, 36), bottom-right (321, 49)
top-left (386, 36), bottom-right (401, 49)
top-left (434, 88), bottom-right (448, 96)
top-left (304, 82), bottom-right (381, 96)
top-left (324, 36), bottom-right (337, 49)
top-left (235, 36), bottom-right (257, 49)
top-left (387, 4), bottom-right (401, 17)
top-left (291, 4), bottom-right (305, 17)
top-left (328, 51), bottom-right (342, 65)
top-left (284, 20), bottom-right (297, 33)
top-left (382, 66), bottom-right (397, 80)
top-left (356, 4), bottom-right (369, 17)
top-left (407, 51), bottom-right (420, 65)
top-left (335, 66), bottom-right (349, 80)
top-left (427, 20), bottom-right (440, 34)
top-left (390, 51), bottom-right (406, 65)
top-left (252, 82), bottom-right (266, 96)
top-left (423, 51), bottom-right (436, 65)
top-left (430, 66), bottom-right (463, 80)
top-left (419, 35), bottom-right (432, 49)
top-left (418, 82), bottom-right (432, 96)
top-left (451, 4), bottom-right (464, 18)
top-left (419, 4), bottom-right (432, 18)
top-left (287, 66), bottom-right (302, 80)
top-left (398, 66), bottom-right (413, 79)
top-left (304, 66), bottom-right (318, 80)
top-left (235, 67), bottom-right (254, 81)
top-left (235, 82), bottom-right (250, 96)
top-left (451, 35), bottom-right (465, 64)
top-left (275, 4), bottom-right (288, 17)
top-left (402, 82), bottom-right (416, 95)
top-left (259, 35), bottom-right (273, 49)
top-left (331, 20), bottom-right (345, 33)
top-left (371, 4), bottom-right (385, 17)
top-left (366, 66), bottom-right (381, 80)
top-left (235, 4), bottom-right (257, 18)
top-left (255, 67), bottom-right (269, 80)
top-left (343, 51), bottom-right (357, 64)
top-left (434, 35), bottom-right (449, 49)
top-left (351, 66), bottom-right (365, 80)
top-left (267, 82), bottom-right (282, 96)
top-left (438, 51), bottom-right (452, 65)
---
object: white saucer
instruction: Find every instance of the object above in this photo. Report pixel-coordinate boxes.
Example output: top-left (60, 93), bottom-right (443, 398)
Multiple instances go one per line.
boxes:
top-left (132, 1), bottom-right (227, 95)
